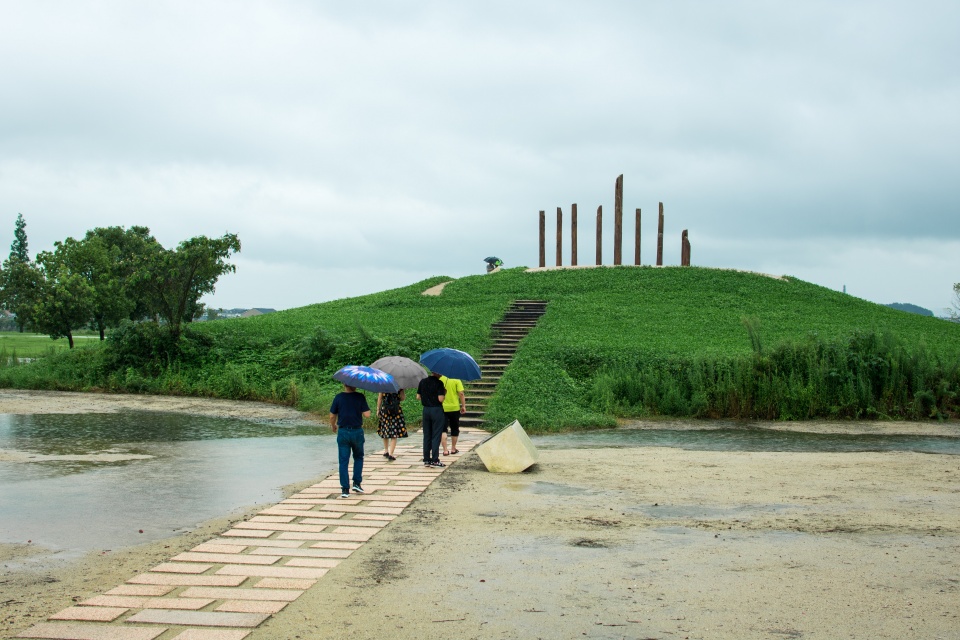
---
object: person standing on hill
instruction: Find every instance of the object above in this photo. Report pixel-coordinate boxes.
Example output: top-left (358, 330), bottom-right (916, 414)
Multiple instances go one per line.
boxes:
top-left (377, 389), bottom-right (407, 461)
top-left (416, 371), bottom-right (446, 467)
top-left (440, 375), bottom-right (465, 455)
top-left (329, 384), bottom-right (370, 498)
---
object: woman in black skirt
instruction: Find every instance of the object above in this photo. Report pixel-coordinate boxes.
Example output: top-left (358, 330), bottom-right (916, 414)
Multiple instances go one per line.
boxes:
top-left (376, 389), bottom-right (408, 460)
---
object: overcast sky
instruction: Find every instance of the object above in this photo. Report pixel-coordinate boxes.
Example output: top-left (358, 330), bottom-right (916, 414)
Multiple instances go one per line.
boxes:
top-left (1, 1), bottom-right (957, 314)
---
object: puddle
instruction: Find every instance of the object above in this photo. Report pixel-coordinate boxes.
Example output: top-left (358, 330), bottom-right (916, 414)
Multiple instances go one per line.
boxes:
top-left (533, 427), bottom-right (960, 455)
top-left (0, 411), bottom-right (341, 555)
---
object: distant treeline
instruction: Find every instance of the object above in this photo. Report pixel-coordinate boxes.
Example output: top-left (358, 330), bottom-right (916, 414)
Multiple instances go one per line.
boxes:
top-left (0, 214), bottom-right (240, 347)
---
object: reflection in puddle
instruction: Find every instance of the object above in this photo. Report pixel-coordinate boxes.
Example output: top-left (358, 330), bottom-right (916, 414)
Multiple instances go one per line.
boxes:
top-left (0, 411), bottom-right (337, 557)
top-left (533, 427), bottom-right (960, 455)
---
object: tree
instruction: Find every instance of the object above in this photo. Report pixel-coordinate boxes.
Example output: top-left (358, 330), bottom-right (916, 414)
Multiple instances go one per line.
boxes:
top-left (53, 236), bottom-right (130, 340)
top-left (11, 213), bottom-right (28, 262)
top-left (0, 260), bottom-right (42, 332)
top-left (134, 233), bottom-right (241, 339)
top-left (1, 214), bottom-right (39, 332)
top-left (83, 226), bottom-right (162, 322)
top-left (31, 249), bottom-right (94, 349)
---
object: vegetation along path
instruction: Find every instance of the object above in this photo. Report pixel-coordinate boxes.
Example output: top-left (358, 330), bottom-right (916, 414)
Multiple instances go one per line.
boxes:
top-left (13, 429), bottom-right (486, 640)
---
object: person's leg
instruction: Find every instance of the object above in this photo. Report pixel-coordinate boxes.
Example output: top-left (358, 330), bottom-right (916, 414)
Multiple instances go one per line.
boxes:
top-left (441, 417), bottom-right (450, 455)
top-left (350, 429), bottom-right (365, 489)
top-left (422, 411), bottom-right (431, 463)
top-left (428, 408), bottom-right (444, 463)
top-left (337, 431), bottom-right (350, 495)
top-left (450, 413), bottom-right (460, 453)
top-left (387, 437), bottom-right (397, 457)
top-left (381, 437), bottom-right (389, 456)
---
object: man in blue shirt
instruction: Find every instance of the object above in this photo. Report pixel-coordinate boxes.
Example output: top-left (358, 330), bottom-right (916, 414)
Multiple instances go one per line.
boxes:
top-left (330, 384), bottom-right (371, 498)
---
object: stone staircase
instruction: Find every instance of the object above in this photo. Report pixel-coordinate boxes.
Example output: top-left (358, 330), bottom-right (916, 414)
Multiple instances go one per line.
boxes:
top-left (460, 300), bottom-right (548, 428)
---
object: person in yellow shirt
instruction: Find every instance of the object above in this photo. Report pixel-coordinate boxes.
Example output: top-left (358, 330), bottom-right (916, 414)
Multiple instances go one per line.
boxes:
top-left (439, 375), bottom-right (466, 455)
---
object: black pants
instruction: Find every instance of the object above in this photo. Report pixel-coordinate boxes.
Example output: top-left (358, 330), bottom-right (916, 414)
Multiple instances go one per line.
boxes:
top-left (422, 406), bottom-right (445, 463)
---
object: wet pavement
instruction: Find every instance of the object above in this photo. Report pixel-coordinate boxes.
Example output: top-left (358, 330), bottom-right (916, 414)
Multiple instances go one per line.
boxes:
top-left (13, 428), bottom-right (486, 640)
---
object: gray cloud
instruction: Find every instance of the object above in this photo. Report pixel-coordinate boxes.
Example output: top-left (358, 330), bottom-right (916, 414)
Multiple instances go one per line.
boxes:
top-left (0, 0), bottom-right (956, 312)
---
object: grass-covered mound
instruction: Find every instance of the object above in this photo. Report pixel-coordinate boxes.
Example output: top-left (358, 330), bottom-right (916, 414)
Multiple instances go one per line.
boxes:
top-left (2, 267), bottom-right (959, 431)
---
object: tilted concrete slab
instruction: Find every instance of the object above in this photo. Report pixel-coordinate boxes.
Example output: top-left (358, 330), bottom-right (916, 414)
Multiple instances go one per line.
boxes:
top-left (475, 420), bottom-right (539, 473)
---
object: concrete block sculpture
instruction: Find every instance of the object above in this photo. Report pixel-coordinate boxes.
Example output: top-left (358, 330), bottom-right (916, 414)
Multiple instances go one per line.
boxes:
top-left (475, 419), bottom-right (540, 473)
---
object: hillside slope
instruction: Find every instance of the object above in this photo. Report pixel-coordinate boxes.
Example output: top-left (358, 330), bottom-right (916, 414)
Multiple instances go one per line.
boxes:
top-left (198, 266), bottom-right (960, 428)
top-left (3, 266), bottom-right (958, 430)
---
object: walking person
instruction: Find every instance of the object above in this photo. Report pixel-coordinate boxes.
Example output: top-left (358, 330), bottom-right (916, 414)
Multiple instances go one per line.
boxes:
top-left (329, 384), bottom-right (371, 498)
top-left (416, 370), bottom-right (446, 467)
top-left (440, 375), bottom-right (465, 455)
top-left (377, 389), bottom-right (407, 461)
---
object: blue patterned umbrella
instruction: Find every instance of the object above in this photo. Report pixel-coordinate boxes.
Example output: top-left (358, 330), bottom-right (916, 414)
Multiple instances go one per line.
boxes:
top-left (419, 348), bottom-right (482, 381)
top-left (333, 365), bottom-right (400, 393)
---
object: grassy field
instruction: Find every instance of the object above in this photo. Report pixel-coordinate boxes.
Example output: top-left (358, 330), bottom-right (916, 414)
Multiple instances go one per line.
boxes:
top-left (2, 267), bottom-right (958, 429)
top-left (0, 333), bottom-right (100, 359)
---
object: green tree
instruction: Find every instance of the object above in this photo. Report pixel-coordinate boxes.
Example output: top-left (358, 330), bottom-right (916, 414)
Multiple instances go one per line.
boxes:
top-left (11, 213), bottom-right (28, 262)
top-left (83, 226), bottom-right (162, 322)
top-left (134, 233), bottom-right (241, 339)
top-left (53, 236), bottom-right (129, 340)
top-left (32, 249), bottom-right (94, 348)
top-left (1, 214), bottom-right (39, 332)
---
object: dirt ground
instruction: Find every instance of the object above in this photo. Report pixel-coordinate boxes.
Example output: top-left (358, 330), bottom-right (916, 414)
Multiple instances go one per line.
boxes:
top-left (2, 391), bottom-right (960, 639)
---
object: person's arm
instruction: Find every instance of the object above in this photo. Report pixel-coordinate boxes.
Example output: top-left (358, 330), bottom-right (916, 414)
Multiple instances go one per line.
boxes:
top-left (362, 409), bottom-right (371, 419)
top-left (377, 393), bottom-right (382, 412)
top-left (399, 389), bottom-right (406, 401)
top-left (329, 413), bottom-right (338, 433)
top-left (459, 390), bottom-right (466, 414)
top-left (438, 393), bottom-right (445, 403)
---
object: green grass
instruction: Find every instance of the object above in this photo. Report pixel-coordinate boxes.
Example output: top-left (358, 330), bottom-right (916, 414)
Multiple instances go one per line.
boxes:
top-left (0, 332), bottom-right (100, 358)
top-left (2, 267), bottom-right (959, 430)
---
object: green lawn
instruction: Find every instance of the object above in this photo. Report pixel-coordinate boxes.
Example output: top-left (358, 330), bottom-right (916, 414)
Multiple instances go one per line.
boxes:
top-left (0, 333), bottom-right (100, 358)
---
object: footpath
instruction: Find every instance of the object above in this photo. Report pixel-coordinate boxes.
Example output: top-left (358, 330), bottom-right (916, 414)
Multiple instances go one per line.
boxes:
top-left (14, 428), bottom-right (486, 640)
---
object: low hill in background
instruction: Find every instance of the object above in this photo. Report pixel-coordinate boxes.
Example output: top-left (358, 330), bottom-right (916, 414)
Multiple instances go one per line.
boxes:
top-left (4, 267), bottom-right (959, 429)
top-left (885, 302), bottom-right (934, 316)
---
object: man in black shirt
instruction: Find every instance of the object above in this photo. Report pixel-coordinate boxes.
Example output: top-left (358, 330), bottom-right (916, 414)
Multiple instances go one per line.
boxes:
top-left (416, 371), bottom-right (447, 467)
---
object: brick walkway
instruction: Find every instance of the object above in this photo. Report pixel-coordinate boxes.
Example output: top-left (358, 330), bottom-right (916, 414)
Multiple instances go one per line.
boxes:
top-left (15, 428), bottom-right (486, 640)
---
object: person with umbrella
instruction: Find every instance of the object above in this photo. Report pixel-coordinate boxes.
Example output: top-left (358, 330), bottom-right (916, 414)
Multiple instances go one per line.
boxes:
top-left (330, 365), bottom-right (398, 498)
top-left (369, 356), bottom-right (428, 462)
top-left (440, 375), bottom-right (466, 455)
top-left (484, 256), bottom-right (503, 273)
top-left (418, 348), bottom-right (481, 466)
top-left (416, 371), bottom-right (447, 467)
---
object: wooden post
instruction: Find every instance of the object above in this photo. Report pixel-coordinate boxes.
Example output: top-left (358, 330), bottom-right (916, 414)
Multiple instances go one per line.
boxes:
top-left (634, 208), bottom-right (641, 265)
top-left (656, 202), bottom-right (664, 266)
top-left (681, 229), bottom-right (691, 266)
top-left (613, 174), bottom-right (623, 265)
top-left (595, 205), bottom-right (602, 265)
top-left (556, 207), bottom-right (562, 266)
top-left (539, 210), bottom-right (545, 268)
top-left (571, 203), bottom-right (578, 266)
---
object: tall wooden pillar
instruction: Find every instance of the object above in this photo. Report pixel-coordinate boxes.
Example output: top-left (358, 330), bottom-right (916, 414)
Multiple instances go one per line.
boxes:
top-left (595, 205), bottom-right (602, 265)
top-left (681, 229), bottom-right (691, 266)
top-left (613, 174), bottom-right (623, 265)
top-left (634, 208), bottom-right (641, 265)
top-left (656, 202), bottom-right (664, 266)
top-left (571, 203), bottom-right (578, 266)
top-left (539, 210), bottom-right (545, 268)
top-left (556, 207), bottom-right (562, 266)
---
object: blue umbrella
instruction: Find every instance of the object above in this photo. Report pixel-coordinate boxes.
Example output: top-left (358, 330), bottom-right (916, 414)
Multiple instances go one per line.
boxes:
top-left (419, 348), bottom-right (482, 381)
top-left (333, 365), bottom-right (400, 393)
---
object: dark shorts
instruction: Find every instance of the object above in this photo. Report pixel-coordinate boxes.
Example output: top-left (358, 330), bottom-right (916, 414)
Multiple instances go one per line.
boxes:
top-left (444, 411), bottom-right (460, 436)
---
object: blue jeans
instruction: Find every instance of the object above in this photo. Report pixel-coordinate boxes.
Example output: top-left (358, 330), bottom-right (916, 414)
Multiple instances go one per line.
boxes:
top-left (337, 427), bottom-right (365, 492)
